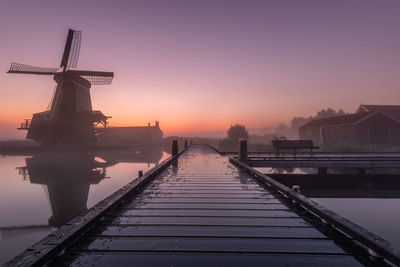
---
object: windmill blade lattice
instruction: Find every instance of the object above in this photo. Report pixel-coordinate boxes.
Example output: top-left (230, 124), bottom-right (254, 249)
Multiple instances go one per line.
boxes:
top-left (82, 75), bottom-right (114, 85)
top-left (67, 30), bottom-right (81, 69)
top-left (69, 70), bottom-right (114, 85)
top-left (8, 62), bottom-right (59, 75)
top-left (60, 29), bottom-right (81, 70)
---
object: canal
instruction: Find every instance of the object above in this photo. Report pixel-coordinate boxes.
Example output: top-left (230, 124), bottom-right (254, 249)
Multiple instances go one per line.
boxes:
top-left (0, 147), bottom-right (170, 265)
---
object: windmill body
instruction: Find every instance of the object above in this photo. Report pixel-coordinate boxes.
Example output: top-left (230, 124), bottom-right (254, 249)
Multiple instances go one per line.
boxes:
top-left (8, 29), bottom-right (113, 145)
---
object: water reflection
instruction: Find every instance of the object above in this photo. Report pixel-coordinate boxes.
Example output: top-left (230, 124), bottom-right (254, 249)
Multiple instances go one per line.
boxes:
top-left (97, 146), bottom-right (164, 166)
top-left (20, 146), bottom-right (163, 227)
top-left (271, 174), bottom-right (400, 198)
top-left (18, 153), bottom-right (109, 228)
top-left (262, 167), bottom-right (400, 175)
top-left (0, 145), bottom-right (165, 264)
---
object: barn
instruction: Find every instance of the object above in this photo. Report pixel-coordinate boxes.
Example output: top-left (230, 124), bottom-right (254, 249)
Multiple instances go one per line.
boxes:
top-left (299, 105), bottom-right (400, 148)
top-left (97, 121), bottom-right (163, 145)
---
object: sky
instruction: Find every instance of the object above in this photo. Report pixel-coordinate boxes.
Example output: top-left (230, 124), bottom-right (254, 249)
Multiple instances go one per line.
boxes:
top-left (0, 0), bottom-right (400, 139)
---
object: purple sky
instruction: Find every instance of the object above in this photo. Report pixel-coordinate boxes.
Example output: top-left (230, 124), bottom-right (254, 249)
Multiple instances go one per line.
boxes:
top-left (1, 0), bottom-right (400, 138)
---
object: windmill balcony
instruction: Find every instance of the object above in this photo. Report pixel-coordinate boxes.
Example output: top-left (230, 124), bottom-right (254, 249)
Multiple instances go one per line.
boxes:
top-left (18, 119), bottom-right (31, 130)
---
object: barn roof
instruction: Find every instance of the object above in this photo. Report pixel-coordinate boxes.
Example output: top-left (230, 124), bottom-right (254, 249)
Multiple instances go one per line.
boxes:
top-left (109, 126), bottom-right (163, 133)
top-left (358, 104), bottom-right (400, 119)
top-left (299, 112), bottom-right (373, 129)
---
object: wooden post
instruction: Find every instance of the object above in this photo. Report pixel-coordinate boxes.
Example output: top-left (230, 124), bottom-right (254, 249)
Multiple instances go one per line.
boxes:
top-left (292, 185), bottom-right (301, 193)
top-left (172, 139), bottom-right (178, 156)
top-left (239, 138), bottom-right (248, 162)
top-left (184, 140), bottom-right (188, 148)
top-left (291, 185), bottom-right (301, 205)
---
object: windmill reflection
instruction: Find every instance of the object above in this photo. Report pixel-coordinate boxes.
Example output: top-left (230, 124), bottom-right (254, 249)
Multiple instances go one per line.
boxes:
top-left (2, 145), bottom-right (163, 239)
top-left (20, 152), bottom-right (109, 227)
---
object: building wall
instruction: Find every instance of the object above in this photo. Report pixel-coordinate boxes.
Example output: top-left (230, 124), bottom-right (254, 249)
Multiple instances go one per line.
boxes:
top-left (300, 113), bottom-right (400, 148)
top-left (299, 127), bottom-right (321, 146)
top-left (98, 127), bottom-right (163, 145)
top-left (357, 113), bottom-right (400, 145)
top-left (75, 85), bottom-right (92, 113)
top-left (321, 125), bottom-right (356, 147)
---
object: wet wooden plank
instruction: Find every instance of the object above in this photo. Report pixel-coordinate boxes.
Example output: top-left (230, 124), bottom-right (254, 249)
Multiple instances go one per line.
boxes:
top-left (143, 189), bottom-right (267, 194)
top-left (53, 252), bottom-right (364, 267)
top-left (119, 209), bottom-right (297, 217)
top-left (107, 216), bottom-right (311, 227)
top-left (126, 202), bottom-right (287, 210)
top-left (159, 178), bottom-right (257, 182)
top-left (67, 236), bottom-right (349, 254)
top-left (148, 185), bottom-right (262, 190)
top-left (139, 192), bottom-right (274, 198)
top-left (92, 225), bottom-right (327, 238)
top-left (151, 182), bottom-right (252, 185)
top-left (132, 197), bottom-right (278, 203)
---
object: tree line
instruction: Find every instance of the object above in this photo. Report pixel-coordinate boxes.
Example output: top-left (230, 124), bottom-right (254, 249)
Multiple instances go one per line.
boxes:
top-left (219, 108), bottom-right (346, 151)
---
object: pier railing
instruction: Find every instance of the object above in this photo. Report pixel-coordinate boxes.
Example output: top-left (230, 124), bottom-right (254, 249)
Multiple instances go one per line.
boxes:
top-left (18, 119), bottom-right (31, 130)
top-left (229, 156), bottom-right (400, 266)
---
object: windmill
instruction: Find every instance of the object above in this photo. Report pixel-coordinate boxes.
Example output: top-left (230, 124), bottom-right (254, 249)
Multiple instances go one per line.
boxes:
top-left (7, 29), bottom-right (114, 145)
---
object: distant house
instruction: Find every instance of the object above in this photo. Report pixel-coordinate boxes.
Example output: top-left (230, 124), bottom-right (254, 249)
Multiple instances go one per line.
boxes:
top-left (97, 121), bottom-right (163, 145)
top-left (299, 105), bottom-right (400, 147)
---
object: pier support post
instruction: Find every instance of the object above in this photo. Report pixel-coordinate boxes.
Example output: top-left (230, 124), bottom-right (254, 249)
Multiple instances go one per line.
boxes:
top-left (184, 140), bottom-right (188, 149)
top-left (318, 167), bottom-right (327, 175)
top-left (172, 139), bottom-right (178, 156)
top-left (239, 138), bottom-right (248, 163)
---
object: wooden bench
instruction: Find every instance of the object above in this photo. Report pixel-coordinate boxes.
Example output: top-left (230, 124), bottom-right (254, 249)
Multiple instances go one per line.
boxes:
top-left (272, 140), bottom-right (319, 156)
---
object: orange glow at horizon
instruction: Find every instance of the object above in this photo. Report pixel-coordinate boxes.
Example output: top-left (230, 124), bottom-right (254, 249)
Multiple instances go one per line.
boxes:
top-left (1, 1), bottom-right (400, 139)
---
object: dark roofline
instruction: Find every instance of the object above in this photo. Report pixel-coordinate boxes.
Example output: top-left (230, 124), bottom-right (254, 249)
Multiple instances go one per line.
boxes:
top-left (358, 104), bottom-right (400, 114)
top-left (299, 111), bottom-right (400, 129)
top-left (299, 112), bottom-right (369, 129)
top-left (103, 125), bottom-right (163, 134)
top-left (111, 126), bottom-right (160, 129)
top-left (362, 104), bottom-right (400, 110)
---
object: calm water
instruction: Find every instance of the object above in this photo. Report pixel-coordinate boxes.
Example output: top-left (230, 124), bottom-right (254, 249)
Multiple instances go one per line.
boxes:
top-left (258, 167), bottom-right (400, 251)
top-left (312, 198), bottom-right (400, 251)
top-left (0, 147), bottom-right (170, 265)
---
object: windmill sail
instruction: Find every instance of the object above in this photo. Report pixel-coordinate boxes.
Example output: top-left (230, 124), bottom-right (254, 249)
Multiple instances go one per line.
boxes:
top-left (60, 29), bottom-right (81, 70)
top-left (69, 70), bottom-right (114, 85)
top-left (82, 75), bottom-right (114, 85)
top-left (7, 62), bottom-right (58, 75)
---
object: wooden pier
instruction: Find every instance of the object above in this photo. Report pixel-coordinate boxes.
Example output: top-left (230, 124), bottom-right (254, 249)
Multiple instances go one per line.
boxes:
top-left (5, 145), bottom-right (400, 266)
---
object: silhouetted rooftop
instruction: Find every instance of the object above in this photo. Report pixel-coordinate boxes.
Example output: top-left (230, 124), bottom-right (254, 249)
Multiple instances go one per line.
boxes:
top-left (299, 112), bottom-right (373, 128)
top-left (358, 104), bottom-right (400, 119)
